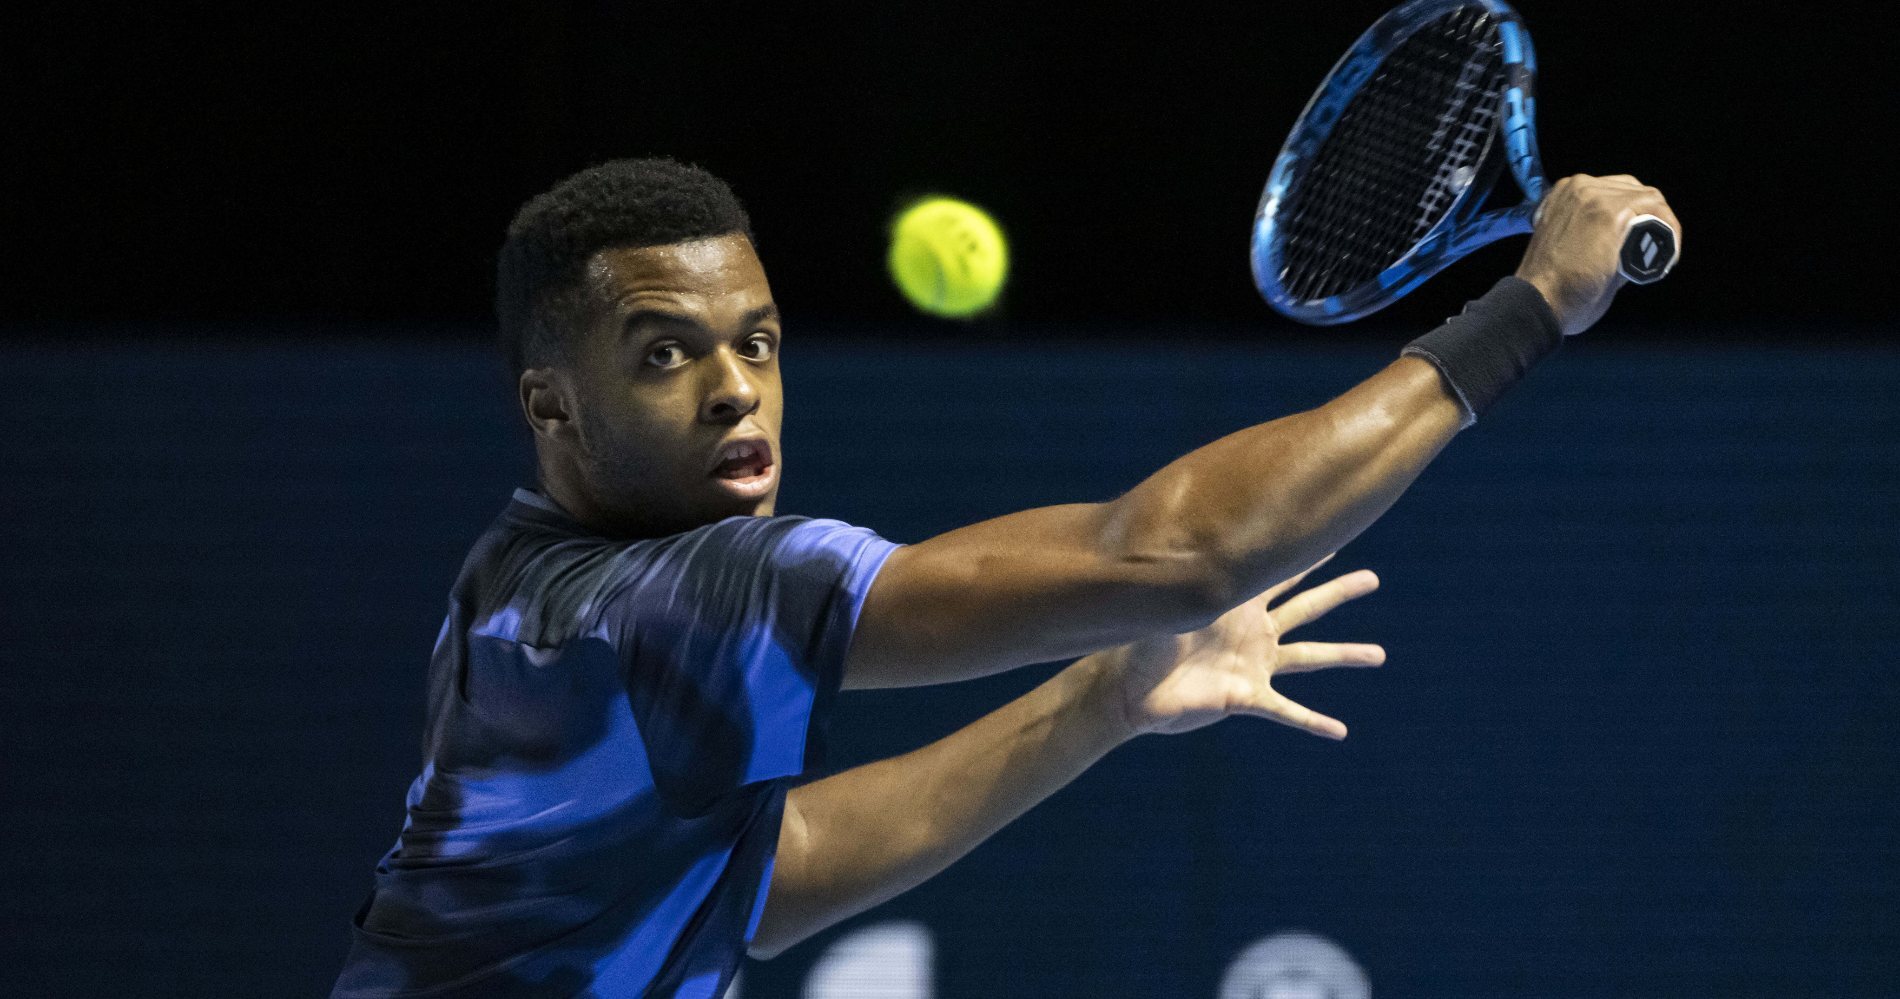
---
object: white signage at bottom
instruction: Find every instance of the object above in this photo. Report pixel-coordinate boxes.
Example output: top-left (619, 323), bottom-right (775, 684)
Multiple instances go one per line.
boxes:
top-left (725, 925), bottom-right (1367, 998)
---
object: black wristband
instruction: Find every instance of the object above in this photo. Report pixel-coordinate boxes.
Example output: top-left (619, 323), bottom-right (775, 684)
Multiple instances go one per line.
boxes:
top-left (1400, 276), bottom-right (1563, 426)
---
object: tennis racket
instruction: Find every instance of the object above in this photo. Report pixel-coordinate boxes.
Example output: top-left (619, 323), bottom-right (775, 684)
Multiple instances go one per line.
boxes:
top-left (1250, 0), bottom-right (1678, 325)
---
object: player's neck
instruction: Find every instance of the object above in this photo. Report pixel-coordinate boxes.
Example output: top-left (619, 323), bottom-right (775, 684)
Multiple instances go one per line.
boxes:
top-left (535, 462), bottom-right (761, 541)
top-left (536, 473), bottom-right (648, 540)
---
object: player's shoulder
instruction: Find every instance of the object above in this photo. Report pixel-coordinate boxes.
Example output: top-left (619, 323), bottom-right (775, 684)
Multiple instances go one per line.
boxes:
top-left (657, 514), bottom-right (887, 573)
top-left (676, 512), bottom-right (865, 546)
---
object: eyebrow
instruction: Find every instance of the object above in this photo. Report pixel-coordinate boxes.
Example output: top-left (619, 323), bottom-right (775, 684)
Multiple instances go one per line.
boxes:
top-left (620, 303), bottom-right (780, 338)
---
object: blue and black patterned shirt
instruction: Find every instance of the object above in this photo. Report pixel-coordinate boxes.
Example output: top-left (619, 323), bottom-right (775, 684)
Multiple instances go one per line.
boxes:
top-left (330, 488), bottom-right (898, 997)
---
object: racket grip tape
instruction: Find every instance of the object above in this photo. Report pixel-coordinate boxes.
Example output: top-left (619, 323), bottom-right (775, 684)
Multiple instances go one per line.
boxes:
top-left (1618, 214), bottom-right (1678, 284)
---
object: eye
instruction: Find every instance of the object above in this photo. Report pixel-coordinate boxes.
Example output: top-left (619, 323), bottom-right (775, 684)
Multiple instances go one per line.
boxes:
top-left (644, 342), bottom-right (687, 369)
top-left (740, 333), bottom-right (776, 361)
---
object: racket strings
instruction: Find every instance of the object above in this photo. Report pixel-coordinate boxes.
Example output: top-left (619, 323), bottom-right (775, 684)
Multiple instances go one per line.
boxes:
top-left (1279, 6), bottom-right (1508, 303)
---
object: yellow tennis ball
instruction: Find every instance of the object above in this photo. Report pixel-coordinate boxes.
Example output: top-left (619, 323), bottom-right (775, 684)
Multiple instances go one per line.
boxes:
top-left (887, 197), bottom-right (1009, 318)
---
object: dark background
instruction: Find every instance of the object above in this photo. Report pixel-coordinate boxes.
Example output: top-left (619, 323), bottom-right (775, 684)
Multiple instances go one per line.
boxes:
top-left (4, 2), bottom-right (1897, 997)
top-left (5, 0), bottom-right (1895, 333)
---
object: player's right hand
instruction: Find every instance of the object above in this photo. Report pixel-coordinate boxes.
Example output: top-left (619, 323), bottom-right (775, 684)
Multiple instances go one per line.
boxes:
top-left (1516, 174), bottom-right (1682, 337)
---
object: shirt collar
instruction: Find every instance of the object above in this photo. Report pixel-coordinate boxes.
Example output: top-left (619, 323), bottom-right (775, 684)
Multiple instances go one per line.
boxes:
top-left (511, 486), bottom-right (566, 516)
top-left (506, 486), bottom-right (589, 534)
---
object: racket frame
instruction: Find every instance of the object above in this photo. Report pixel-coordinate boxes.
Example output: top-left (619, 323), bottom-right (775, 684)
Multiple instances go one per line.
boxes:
top-left (1251, 0), bottom-right (1543, 324)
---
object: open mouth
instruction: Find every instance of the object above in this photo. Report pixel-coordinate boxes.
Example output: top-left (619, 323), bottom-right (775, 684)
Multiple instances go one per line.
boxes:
top-left (711, 438), bottom-right (775, 485)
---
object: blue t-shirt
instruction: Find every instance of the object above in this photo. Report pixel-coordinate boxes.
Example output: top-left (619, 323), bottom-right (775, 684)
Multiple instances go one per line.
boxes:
top-left (330, 488), bottom-right (899, 998)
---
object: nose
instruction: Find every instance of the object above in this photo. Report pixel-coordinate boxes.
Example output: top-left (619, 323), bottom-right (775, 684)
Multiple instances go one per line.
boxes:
top-left (698, 346), bottom-right (761, 424)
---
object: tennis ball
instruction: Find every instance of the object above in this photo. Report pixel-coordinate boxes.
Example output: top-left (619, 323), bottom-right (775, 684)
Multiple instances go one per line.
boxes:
top-left (887, 197), bottom-right (1009, 318)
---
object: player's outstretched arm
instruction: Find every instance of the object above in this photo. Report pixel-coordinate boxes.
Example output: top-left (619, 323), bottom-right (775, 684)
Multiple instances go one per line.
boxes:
top-left (751, 559), bottom-right (1381, 958)
top-left (843, 175), bottom-right (1679, 690)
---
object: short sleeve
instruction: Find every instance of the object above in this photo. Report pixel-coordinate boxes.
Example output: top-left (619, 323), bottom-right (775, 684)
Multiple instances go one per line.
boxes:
top-left (598, 516), bottom-right (898, 815)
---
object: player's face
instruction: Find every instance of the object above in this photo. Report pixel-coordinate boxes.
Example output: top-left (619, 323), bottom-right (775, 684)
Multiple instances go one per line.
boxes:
top-left (565, 234), bottom-right (785, 530)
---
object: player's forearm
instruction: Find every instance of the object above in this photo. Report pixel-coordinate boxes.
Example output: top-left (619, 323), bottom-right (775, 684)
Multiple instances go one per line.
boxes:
top-left (1103, 356), bottom-right (1465, 608)
top-left (751, 653), bottom-right (1127, 958)
top-left (845, 282), bottom-right (1555, 690)
top-left (844, 360), bottom-right (1465, 690)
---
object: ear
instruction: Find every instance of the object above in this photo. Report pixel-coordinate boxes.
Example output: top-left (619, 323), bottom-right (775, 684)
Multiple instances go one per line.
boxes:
top-left (518, 366), bottom-right (576, 443)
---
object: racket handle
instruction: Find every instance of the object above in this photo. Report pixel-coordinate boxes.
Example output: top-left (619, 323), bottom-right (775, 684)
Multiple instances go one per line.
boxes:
top-left (1618, 214), bottom-right (1678, 284)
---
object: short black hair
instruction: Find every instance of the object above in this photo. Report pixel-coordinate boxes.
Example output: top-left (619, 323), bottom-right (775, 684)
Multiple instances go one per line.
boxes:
top-left (495, 157), bottom-right (755, 374)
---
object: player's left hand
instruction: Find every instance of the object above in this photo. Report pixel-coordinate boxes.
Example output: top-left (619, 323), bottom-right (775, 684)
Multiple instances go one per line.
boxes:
top-left (1106, 555), bottom-right (1383, 741)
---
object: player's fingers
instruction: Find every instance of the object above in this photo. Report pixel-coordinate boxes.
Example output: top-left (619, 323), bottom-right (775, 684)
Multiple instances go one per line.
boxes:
top-left (1638, 195), bottom-right (1683, 251)
top-left (1244, 690), bottom-right (1348, 741)
top-left (1275, 641), bottom-right (1386, 675)
top-left (1557, 173), bottom-right (1645, 191)
top-left (1622, 192), bottom-right (1684, 263)
top-left (1261, 552), bottom-right (1336, 605)
top-left (1269, 569), bottom-right (1379, 632)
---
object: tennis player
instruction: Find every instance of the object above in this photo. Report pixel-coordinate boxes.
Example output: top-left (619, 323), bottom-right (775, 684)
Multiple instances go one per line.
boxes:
top-left (329, 158), bottom-right (1677, 997)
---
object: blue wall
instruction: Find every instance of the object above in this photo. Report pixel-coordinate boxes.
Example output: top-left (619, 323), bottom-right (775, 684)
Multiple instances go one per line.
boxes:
top-left (3, 333), bottom-right (1895, 996)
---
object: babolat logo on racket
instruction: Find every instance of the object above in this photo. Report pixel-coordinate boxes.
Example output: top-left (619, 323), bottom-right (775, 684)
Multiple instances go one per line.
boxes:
top-left (1620, 215), bottom-right (1677, 282)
